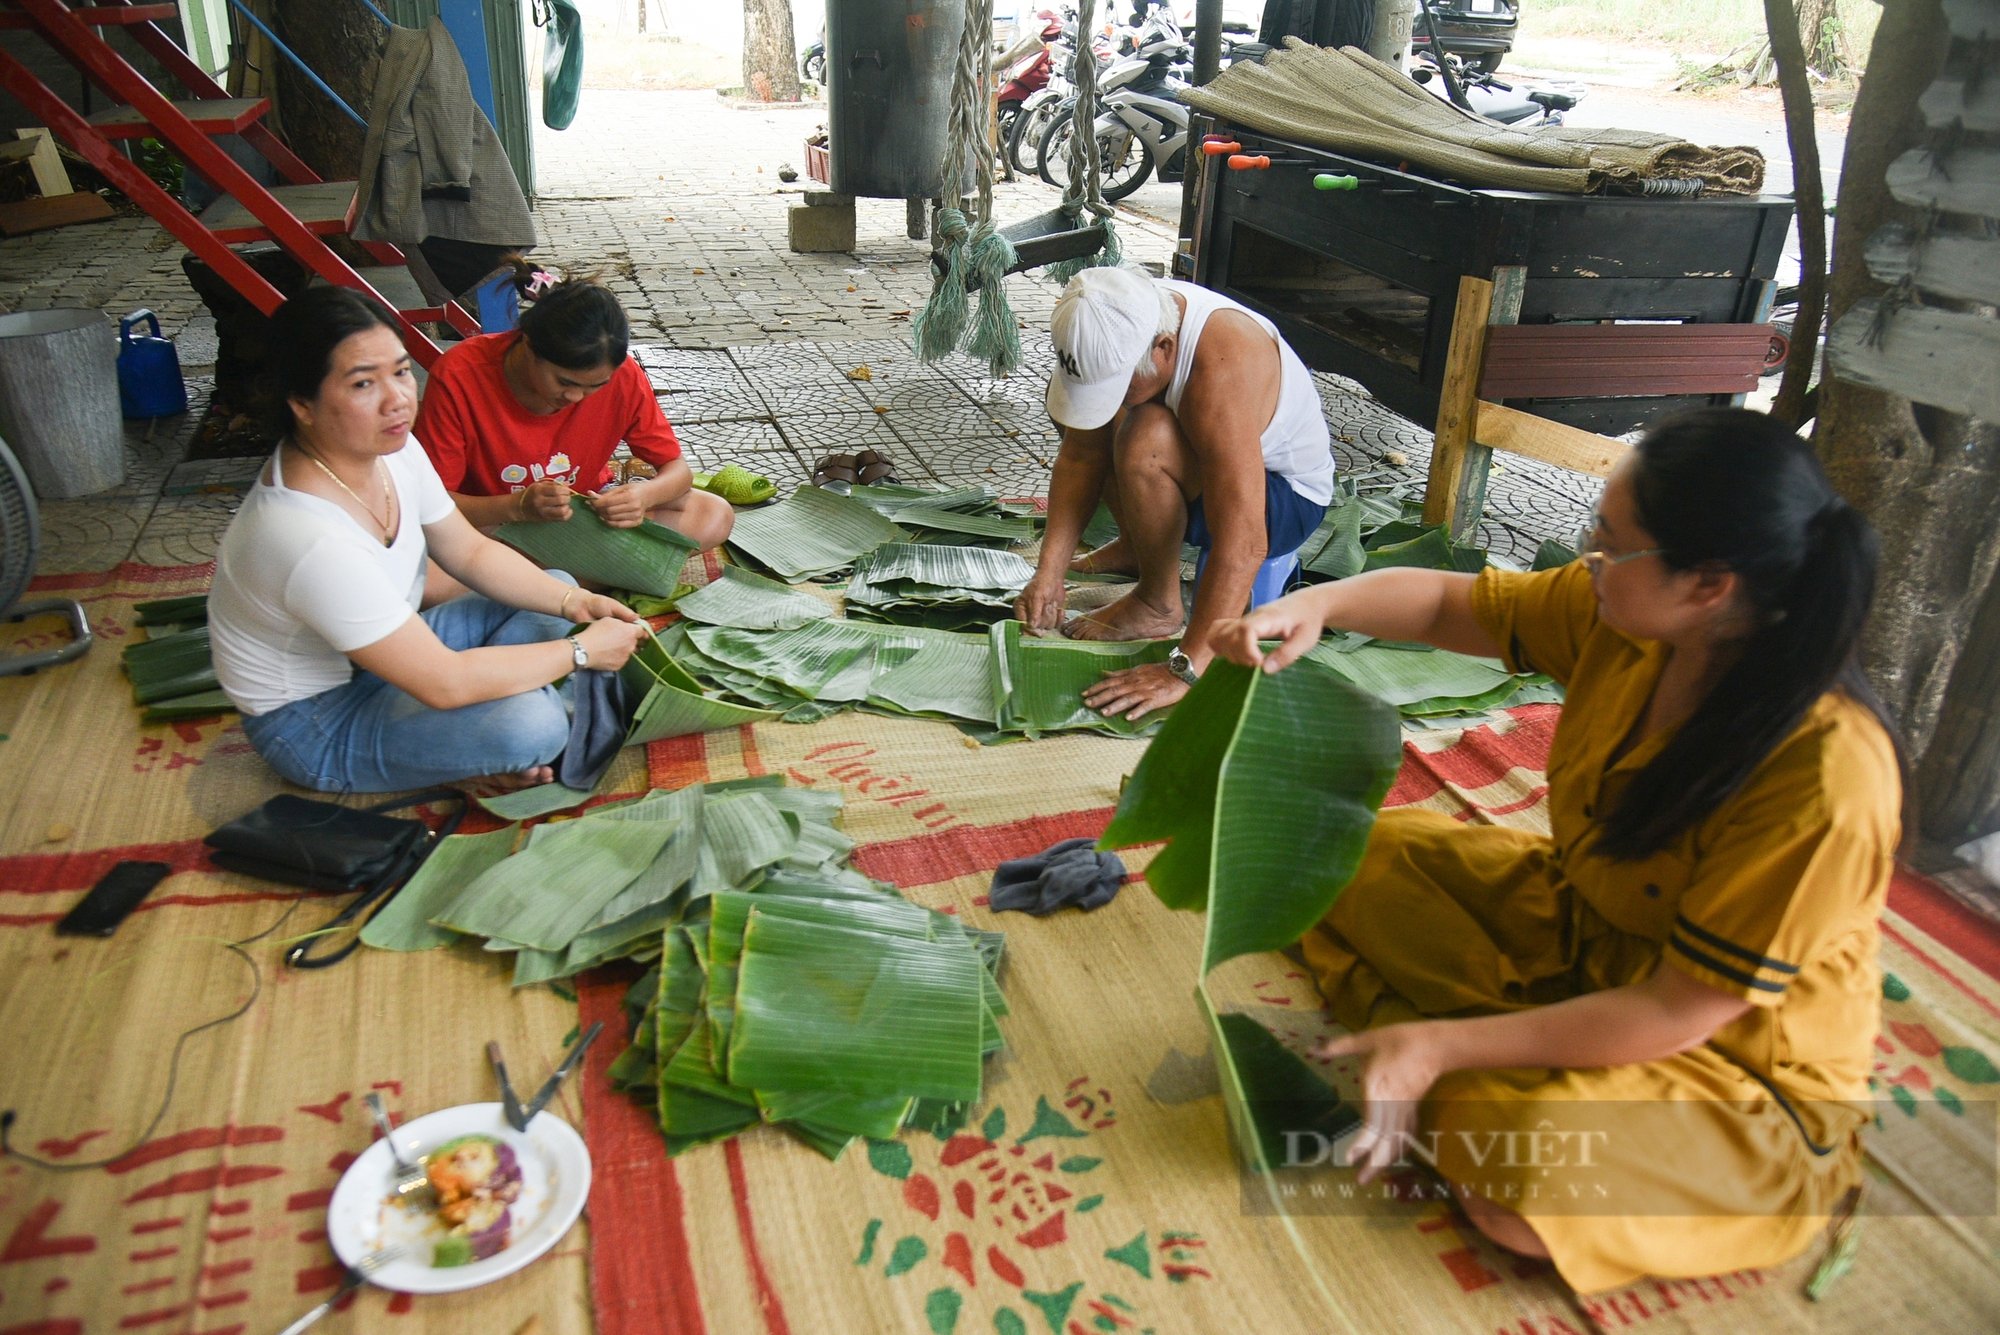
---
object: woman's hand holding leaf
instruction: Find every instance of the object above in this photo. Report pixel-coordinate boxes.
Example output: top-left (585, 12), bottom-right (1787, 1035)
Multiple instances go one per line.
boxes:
top-left (1314, 1022), bottom-right (1447, 1184)
top-left (1208, 593), bottom-right (1327, 673)
top-left (577, 615), bottom-right (645, 670)
top-left (575, 591), bottom-right (641, 625)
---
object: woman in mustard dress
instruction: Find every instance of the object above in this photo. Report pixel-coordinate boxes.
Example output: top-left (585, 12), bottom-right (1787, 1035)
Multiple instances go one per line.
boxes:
top-left (1207, 409), bottom-right (1902, 1293)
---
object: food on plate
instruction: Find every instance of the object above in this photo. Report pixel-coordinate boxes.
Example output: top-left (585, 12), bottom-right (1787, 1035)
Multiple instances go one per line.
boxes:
top-left (422, 1135), bottom-right (522, 1267)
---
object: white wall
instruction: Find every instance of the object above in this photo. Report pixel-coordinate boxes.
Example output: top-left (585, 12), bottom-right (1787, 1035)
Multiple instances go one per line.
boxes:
top-left (572, 0), bottom-right (829, 60)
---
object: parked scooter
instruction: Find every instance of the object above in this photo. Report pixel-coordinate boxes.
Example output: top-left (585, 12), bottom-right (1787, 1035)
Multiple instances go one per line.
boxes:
top-left (1037, 29), bottom-right (1191, 201)
top-left (801, 24), bottom-right (825, 86)
top-left (1410, 48), bottom-right (1581, 126)
top-left (997, 13), bottom-right (1066, 155)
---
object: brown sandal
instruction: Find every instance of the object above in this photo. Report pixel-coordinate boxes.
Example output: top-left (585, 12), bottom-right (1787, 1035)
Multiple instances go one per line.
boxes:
top-left (853, 449), bottom-right (901, 485)
top-left (813, 450), bottom-right (902, 489)
top-left (812, 452), bottom-right (859, 487)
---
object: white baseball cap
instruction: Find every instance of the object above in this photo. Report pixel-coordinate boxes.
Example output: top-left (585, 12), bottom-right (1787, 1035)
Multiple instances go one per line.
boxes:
top-left (1045, 267), bottom-right (1161, 430)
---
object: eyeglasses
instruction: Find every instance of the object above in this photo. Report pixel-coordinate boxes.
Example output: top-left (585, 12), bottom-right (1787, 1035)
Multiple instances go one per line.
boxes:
top-left (1578, 510), bottom-right (1661, 576)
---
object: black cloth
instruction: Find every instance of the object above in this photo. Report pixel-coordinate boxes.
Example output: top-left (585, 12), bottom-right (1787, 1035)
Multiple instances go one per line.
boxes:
top-left (988, 837), bottom-right (1126, 916)
top-left (1259, 0), bottom-right (1374, 50)
top-left (556, 668), bottom-right (630, 793)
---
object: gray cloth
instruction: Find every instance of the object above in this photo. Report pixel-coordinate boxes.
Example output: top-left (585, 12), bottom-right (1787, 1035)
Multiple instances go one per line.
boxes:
top-left (353, 19), bottom-right (538, 249)
top-left (988, 837), bottom-right (1126, 916)
top-left (555, 668), bottom-right (629, 793)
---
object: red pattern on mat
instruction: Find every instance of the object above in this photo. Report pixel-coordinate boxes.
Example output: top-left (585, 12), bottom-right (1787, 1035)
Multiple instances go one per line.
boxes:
top-left (1888, 869), bottom-right (2000, 984)
top-left (27, 561), bottom-right (214, 594)
top-left (722, 1139), bottom-right (792, 1335)
top-left (852, 810), bottom-right (1118, 890)
top-left (1384, 705), bottom-right (1560, 807)
top-left (575, 968), bottom-right (709, 1335)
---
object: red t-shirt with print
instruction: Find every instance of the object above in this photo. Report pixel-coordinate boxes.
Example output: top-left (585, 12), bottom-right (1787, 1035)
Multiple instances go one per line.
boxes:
top-left (414, 332), bottom-right (681, 496)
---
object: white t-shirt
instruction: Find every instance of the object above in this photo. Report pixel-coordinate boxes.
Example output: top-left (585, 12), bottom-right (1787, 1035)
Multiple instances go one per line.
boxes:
top-left (210, 441), bottom-right (457, 717)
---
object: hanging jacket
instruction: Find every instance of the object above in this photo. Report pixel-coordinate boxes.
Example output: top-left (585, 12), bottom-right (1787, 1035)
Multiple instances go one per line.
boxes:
top-left (353, 18), bottom-right (537, 249)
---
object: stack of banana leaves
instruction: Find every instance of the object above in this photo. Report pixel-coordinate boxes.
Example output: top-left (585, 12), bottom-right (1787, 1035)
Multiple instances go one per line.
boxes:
top-left (844, 542), bottom-right (1036, 631)
top-left (844, 482), bottom-right (1043, 549)
top-left (662, 590), bottom-right (1170, 739)
top-left (122, 595), bottom-right (236, 724)
top-left (1295, 472), bottom-right (1581, 583)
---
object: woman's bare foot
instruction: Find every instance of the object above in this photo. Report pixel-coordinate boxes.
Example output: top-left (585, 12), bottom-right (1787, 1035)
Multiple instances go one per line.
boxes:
top-left (1063, 590), bottom-right (1185, 642)
top-left (459, 765), bottom-right (557, 797)
top-left (1069, 538), bottom-right (1142, 577)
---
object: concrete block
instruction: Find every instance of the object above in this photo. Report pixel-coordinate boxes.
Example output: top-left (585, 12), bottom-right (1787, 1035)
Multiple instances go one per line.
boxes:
top-left (789, 201), bottom-right (855, 254)
top-left (804, 191), bottom-right (855, 208)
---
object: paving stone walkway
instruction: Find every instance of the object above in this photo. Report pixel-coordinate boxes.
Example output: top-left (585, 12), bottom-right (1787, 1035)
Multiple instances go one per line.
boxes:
top-left (11, 88), bottom-right (1598, 579)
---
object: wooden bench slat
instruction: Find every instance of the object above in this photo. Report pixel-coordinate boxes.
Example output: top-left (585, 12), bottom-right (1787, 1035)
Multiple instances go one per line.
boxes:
top-left (1479, 322), bottom-right (1772, 399)
top-left (1472, 401), bottom-right (1629, 477)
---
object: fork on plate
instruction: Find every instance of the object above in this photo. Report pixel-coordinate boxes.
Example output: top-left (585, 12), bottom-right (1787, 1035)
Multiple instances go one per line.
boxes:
top-left (362, 1091), bottom-right (429, 1199)
top-left (275, 1244), bottom-right (406, 1335)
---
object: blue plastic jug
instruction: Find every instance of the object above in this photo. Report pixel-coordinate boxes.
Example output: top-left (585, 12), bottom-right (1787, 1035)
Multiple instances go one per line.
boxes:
top-left (116, 308), bottom-right (188, 419)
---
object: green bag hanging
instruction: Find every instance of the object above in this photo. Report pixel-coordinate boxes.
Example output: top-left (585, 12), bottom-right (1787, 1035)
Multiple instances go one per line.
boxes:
top-left (540, 0), bottom-right (584, 130)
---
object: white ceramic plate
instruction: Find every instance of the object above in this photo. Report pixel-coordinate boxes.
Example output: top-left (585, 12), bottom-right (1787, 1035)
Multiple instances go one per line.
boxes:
top-left (326, 1101), bottom-right (590, 1294)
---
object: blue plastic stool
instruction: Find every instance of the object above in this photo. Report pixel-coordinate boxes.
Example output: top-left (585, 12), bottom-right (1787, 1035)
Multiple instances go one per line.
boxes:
top-left (473, 271), bottom-right (522, 333)
top-left (1192, 546), bottom-right (1303, 611)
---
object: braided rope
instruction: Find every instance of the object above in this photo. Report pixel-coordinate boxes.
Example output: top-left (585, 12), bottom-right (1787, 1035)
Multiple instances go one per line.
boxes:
top-left (1044, 0), bottom-right (1119, 285)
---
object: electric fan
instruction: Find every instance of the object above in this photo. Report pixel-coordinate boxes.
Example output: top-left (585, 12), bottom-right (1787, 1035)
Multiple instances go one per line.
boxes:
top-left (0, 435), bottom-right (92, 676)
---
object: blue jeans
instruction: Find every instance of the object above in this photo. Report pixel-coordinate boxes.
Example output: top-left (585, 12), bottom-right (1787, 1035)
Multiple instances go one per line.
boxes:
top-left (241, 579), bottom-right (575, 794)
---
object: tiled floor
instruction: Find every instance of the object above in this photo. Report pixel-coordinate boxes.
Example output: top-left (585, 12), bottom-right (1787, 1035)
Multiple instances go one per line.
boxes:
top-left (12, 89), bottom-right (1598, 580)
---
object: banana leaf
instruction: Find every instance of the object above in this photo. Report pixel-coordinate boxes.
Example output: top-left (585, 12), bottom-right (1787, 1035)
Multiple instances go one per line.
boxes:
top-left (991, 619), bottom-right (1174, 737)
top-left (1364, 518), bottom-right (1428, 550)
top-left (866, 638), bottom-right (996, 721)
top-left (848, 542), bottom-right (1035, 600)
top-left (133, 593), bottom-right (209, 626)
top-left (758, 1088), bottom-right (912, 1141)
top-left (476, 783), bottom-right (597, 820)
top-left (1202, 990), bottom-right (1360, 1176)
top-left (783, 1120), bottom-right (859, 1160)
top-left (1099, 656), bottom-right (1401, 974)
top-left (674, 565), bottom-right (835, 631)
top-left (512, 943), bottom-right (577, 987)
top-left (849, 483), bottom-right (1001, 516)
top-left (621, 636), bottom-right (784, 743)
top-left (889, 506), bottom-right (1037, 543)
top-left (1532, 539), bottom-right (1580, 571)
top-left (659, 1026), bottom-right (762, 1151)
top-left (140, 688), bottom-right (236, 724)
top-left (123, 626), bottom-right (217, 704)
top-left (586, 788), bottom-right (706, 927)
top-left (725, 484), bottom-right (904, 581)
top-left (728, 912), bottom-right (986, 1103)
top-left (431, 815), bottom-right (677, 950)
top-left (1362, 526), bottom-right (1488, 574)
top-left (1081, 501), bottom-right (1119, 550)
top-left (361, 824), bottom-right (520, 951)
top-left (1300, 498), bottom-right (1366, 580)
top-left (495, 497), bottom-right (700, 597)
top-left (554, 896), bottom-right (684, 979)
top-left (702, 793), bottom-right (801, 886)
top-left (1301, 641), bottom-right (1516, 709)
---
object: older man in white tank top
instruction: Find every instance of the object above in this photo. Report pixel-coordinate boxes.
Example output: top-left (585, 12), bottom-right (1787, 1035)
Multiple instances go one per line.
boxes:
top-left (1016, 266), bottom-right (1335, 721)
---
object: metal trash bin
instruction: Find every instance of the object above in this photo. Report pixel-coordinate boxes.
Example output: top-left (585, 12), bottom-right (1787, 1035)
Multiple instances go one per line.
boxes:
top-left (826, 0), bottom-right (966, 202)
top-left (0, 309), bottom-right (124, 499)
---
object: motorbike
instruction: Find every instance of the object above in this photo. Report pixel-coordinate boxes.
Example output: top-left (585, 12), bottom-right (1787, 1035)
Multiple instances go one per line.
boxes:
top-left (1409, 47), bottom-right (1581, 126)
top-left (1037, 33), bottom-right (1191, 202)
top-left (801, 24), bottom-right (825, 86)
top-left (996, 13), bottom-right (1066, 159)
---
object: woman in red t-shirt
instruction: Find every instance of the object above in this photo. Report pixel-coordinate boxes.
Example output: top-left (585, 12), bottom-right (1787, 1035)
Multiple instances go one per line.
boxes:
top-left (414, 277), bottom-right (733, 547)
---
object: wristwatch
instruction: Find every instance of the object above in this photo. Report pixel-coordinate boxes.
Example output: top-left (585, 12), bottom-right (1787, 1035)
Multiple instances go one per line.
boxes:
top-left (1166, 645), bottom-right (1199, 685)
top-left (567, 635), bottom-right (589, 670)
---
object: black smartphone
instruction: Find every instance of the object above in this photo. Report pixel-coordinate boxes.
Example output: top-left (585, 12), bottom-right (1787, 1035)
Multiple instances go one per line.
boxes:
top-left (56, 861), bottom-right (173, 937)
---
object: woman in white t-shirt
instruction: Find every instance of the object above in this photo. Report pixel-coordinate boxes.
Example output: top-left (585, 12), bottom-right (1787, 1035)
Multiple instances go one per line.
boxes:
top-left (210, 288), bottom-right (646, 793)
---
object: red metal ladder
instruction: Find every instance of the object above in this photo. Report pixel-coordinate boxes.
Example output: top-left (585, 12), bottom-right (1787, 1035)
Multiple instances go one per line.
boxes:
top-left (0, 0), bottom-right (477, 367)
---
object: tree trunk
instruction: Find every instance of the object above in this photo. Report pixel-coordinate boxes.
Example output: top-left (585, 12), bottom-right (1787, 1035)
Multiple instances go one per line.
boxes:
top-left (1763, 0), bottom-right (1826, 426)
top-left (743, 0), bottom-right (802, 103)
top-left (269, 0), bottom-right (383, 181)
top-left (1816, 0), bottom-right (2000, 842)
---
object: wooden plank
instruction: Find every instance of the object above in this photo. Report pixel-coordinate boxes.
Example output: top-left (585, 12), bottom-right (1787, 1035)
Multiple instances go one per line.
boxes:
top-left (1921, 78), bottom-right (2000, 133)
top-left (1421, 276), bottom-right (1494, 531)
top-left (1826, 299), bottom-right (2000, 422)
top-left (1864, 225), bottom-right (2000, 305)
top-left (197, 180), bottom-right (355, 241)
top-left (1886, 148), bottom-right (2000, 219)
top-left (0, 190), bottom-right (112, 236)
top-left (87, 97), bottom-right (268, 140)
top-left (1479, 323), bottom-right (1773, 398)
top-left (16, 128), bottom-right (69, 199)
top-left (1473, 401), bottom-right (1629, 477)
top-left (1943, 0), bottom-right (2000, 39)
top-left (1449, 266), bottom-right (1523, 539)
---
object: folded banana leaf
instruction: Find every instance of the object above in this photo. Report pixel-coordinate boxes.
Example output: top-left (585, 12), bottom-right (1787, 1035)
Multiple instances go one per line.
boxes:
top-left (620, 634), bottom-right (785, 742)
top-left (431, 815), bottom-right (677, 950)
top-left (476, 783), bottom-right (598, 820)
top-left (991, 619), bottom-right (1173, 738)
top-left (866, 637), bottom-right (996, 722)
top-left (495, 497), bottom-right (701, 597)
top-left (758, 1088), bottom-right (912, 1142)
top-left (728, 912), bottom-right (986, 1103)
top-left (1363, 526), bottom-right (1487, 574)
top-left (360, 824), bottom-right (521, 951)
top-left (1532, 539), bottom-right (1580, 571)
top-left (847, 543), bottom-right (1036, 605)
top-left (686, 619), bottom-right (948, 704)
top-left (674, 565), bottom-right (835, 631)
top-left (725, 484), bottom-right (904, 581)
top-left (123, 625), bottom-right (218, 704)
top-left (1300, 498), bottom-right (1365, 580)
top-left (140, 688), bottom-right (236, 724)
top-left (133, 594), bottom-right (209, 626)
top-left (1100, 656), bottom-right (1401, 974)
top-left (888, 506), bottom-right (1038, 544)
top-left (1202, 990), bottom-right (1360, 1176)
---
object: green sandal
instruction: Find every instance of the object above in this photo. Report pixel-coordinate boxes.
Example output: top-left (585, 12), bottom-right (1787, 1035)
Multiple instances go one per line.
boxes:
top-left (692, 464), bottom-right (777, 506)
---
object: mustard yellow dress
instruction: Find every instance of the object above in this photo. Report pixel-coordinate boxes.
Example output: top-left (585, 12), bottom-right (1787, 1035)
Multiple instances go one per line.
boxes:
top-left (1303, 563), bottom-right (1901, 1293)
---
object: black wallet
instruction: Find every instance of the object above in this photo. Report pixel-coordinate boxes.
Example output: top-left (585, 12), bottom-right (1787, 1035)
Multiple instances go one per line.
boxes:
top-left (205, 789), bottom-right (467, 968)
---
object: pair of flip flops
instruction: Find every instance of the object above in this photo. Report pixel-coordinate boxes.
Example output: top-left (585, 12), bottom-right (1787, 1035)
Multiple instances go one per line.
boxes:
top-left (691, 464), bottom-right (777, 506)
top-left (812, 450), bottom-right (900, 489)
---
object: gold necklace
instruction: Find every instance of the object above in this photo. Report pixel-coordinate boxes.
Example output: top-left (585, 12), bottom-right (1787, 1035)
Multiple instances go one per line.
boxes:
top-left (297, 445), bottom-right (395, 545)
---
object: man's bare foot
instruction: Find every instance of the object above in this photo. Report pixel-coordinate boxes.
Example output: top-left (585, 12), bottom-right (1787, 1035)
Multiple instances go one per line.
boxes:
top-left (460, 765), bottom-right (557, 797)
top-left (1063, 590), bottom-right (1185, 642)
top-left (1069, 538), bottom-right (1142, 577)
